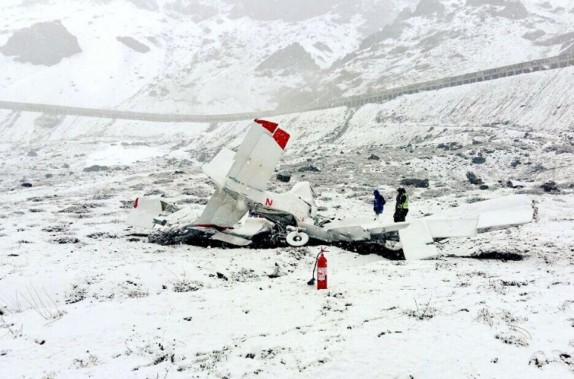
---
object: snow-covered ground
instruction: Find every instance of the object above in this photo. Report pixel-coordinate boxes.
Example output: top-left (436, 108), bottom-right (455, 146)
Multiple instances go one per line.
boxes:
top-left (0, 64), bottom-right (573, 377)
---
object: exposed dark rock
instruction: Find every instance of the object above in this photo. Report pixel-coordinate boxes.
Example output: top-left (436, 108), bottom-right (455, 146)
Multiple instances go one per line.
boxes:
top-left (145, 189), bottom-right (165, 197)
top-left (540, 181), bottom-right (559, 193)
top-left (21, 182), bottom-right (33, 188)
top-left (543, 144), bottom-right (574, 154)
top-left (400, 178), bottom-right (429, 188)
top-left (536, 31), bottom-right (574, 47)
top-left (256, 43), bottom-right (319, 72)
top-left (87, 232), bottom-right (117, 239)
top-left (53, 237), bottom-right (79, 244)
top-left (511, 159), bottom-right (521, 168)
top-left (83, 165), bottom-right (110, 172)
top-left (437, 142), bottom-right (462, 150)
top-left (523, 30), bottom-right (546, 41)
top-left (466, 171), bottom-right (483, 185)
top-left (298, 164), bottom-right (321, 173)
top-left (479, 184), bottom-right (489, 190)
top-left (368, 154), bottom-right (380, 160)
top-left (172, 279), bottom-right (202, 293)
top-left (395, 7), bottom-right (413, 22)
top-left (42, 225), bottom-right (68, 233)
top-left (472, 156), bottom-right (486, 164)
top-left (276, 172), bottom-right (291, 183)
top-left (506, 180), bottom-right (525, 189)
top-left (413, 0), bottom-right (445, 17)
top-left (498, 1), bottom-right (529, 19)
top-left (1, 21), bottom-right (81, 65)
top-left (59, 204), bottom-right (100, 213)
top-left (116, 36), bottom-right (150, 53)
top-left (216, 272), bottom-right (229, 281)
top-left (360, 23), bottom-right (406, 49)
top-left (416, 30), bottom-right (459, 53)
top-left (529, 164), bottom-right (546, 173)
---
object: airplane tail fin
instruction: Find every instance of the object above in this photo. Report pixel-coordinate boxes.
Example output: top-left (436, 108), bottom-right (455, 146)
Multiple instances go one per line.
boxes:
top-left (198, 119), bottom-right (290, 226)
top-left (224, 119), bottom-right (290, 202)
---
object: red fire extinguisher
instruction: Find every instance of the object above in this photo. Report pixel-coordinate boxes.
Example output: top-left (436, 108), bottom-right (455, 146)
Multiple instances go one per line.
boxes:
top-left (317, 249), bottom-right (328, 290)
top-left (307, 247), bottom-right (328, 289)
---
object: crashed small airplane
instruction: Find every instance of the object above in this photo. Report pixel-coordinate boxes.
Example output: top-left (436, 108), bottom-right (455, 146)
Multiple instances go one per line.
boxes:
top-left (127, 119), bottom-right (534, 260)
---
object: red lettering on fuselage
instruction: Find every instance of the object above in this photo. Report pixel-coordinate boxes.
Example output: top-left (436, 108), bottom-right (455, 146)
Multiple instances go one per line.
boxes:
top-left (265, 198), bottom-right (273, 207)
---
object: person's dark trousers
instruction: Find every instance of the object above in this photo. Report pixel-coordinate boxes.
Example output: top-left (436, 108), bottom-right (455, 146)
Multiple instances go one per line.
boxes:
top-left (393, 209), bottom-right (408, 222)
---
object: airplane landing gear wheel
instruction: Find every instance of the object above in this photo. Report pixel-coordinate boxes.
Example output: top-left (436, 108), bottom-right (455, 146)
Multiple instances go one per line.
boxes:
top-left (286, 231), bottom-right (309, 247)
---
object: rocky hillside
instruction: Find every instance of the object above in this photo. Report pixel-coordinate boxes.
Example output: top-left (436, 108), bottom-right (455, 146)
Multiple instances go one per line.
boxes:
top-left (0, 0), bottom-right (572, 113)
top-left (317, 0), bottom-right (574, 102)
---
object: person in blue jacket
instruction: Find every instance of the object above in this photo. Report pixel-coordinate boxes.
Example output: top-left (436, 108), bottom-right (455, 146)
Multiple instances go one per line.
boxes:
top-left (373, 189), bottom-right (386, 221)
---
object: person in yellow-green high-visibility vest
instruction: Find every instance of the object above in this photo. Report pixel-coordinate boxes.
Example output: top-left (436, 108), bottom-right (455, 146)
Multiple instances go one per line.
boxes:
top-left (393, 187), bottom-right (409, 222)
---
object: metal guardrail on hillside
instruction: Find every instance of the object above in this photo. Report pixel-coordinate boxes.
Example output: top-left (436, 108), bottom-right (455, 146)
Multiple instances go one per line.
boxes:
top-left (0, 54), bottom-right (573, 123)
top-left (301, 53), bottom-right (574, 111)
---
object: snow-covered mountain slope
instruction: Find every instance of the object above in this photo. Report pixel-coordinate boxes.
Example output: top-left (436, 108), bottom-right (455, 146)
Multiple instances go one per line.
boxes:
top-left (1, 0), bottom-right (572, 113)
top-left (319, 0), bottom-right (574, 99)
top-left (0, 0), bottom-right (415, 113)
top-left (0, 65), bottom-right (573, 378)
top-left (2, 2), bottom-right (574, 377)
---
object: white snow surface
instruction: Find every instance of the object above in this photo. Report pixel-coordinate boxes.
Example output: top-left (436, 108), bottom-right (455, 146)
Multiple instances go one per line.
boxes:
top-left (1, 63), bottom-right (574, 377)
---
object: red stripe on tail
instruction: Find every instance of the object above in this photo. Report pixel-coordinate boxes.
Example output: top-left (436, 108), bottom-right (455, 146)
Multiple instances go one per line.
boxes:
top-left (273, 128), bottom-right (290, 150)
top-left (254, 119), bottom-right (278, 134)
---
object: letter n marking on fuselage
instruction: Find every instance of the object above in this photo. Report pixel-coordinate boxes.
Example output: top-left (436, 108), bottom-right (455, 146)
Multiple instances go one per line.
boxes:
top-left (265, 198), bottom-right (273, 207)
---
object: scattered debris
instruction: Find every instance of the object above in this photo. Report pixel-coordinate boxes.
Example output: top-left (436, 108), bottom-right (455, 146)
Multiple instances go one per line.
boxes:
top-left (469, 251), bottom-right (524, 261)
